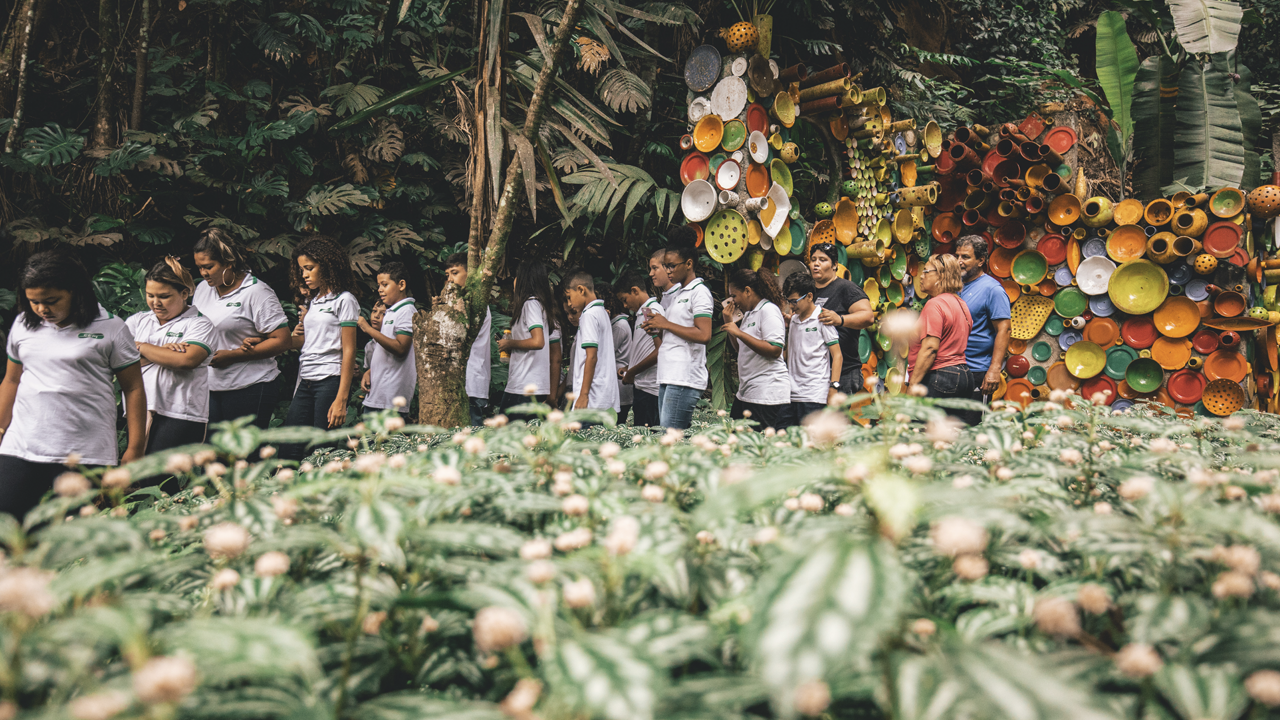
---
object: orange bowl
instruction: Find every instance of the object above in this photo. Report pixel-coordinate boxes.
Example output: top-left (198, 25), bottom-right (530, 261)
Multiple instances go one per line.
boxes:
top-left (1213, 291), bottom-right (1246, 318)
top-left (1107, 224), bottom-right (1148, 263)
top-left (1083, 317), bottom-right (1120, 347)
top-left (1151, 337), bottom-right (1192, 370)
top-left (1114, 198), bottom-right (1145, 226)
top-left (1153, 296), bottom-right (1200, 338)
top-left (989, 246), bottom-right (1018, 279)
top-left (1049, 194), bottom-right (1082, 226)
top-left (1204, 350), bottom-right (1248, 382)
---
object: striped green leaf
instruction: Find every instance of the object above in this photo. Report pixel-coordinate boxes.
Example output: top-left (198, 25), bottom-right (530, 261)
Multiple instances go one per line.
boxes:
top-left (1169, 0), bottom-right (1243, 54)
top-left (543, 632), bottom-right (661, 720)
top-left (1153, 664), bottom-right (1247, 720)
top-left (1174, 55), bottom-right (1245, 190)
top-left (1095, 11), bottom-right (1139, 145)
top-left (1132, 54), bottom-right (1179, 199)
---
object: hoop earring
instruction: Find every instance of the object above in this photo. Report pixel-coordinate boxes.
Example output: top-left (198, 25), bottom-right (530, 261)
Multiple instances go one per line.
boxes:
top-left (220, 267), bottom-right (231, 288)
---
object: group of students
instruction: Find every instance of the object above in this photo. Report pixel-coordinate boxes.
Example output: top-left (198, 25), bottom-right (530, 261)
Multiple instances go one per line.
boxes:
top-left (0, 230), bottom-right (419, 518)
top-left (459, 227), bottom-right (883, 432)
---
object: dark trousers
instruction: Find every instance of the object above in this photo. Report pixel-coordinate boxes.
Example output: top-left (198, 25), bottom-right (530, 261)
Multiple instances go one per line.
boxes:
top-left (618, 405), bottom-right (631, 426)
top-left (0, 456), bottom-right (69, 520)
top-left (837, 364), bottom-right (863, 395)
top-left (209, 378), bottom-right (281, 429)
top-left (959, 370), bottom-right (991, 426)
top-left (923, 364), bottom-right (974, 405)
top-left (282, 376), bottom-right (343, 461)
top-left (789, 401), bottom-right (827, 427)
top-left (362, 404), bottom-right (409, 418)
top-left (146, 414), bottom-right (207, 454)
top-left (632, 390), bottom-right (659, 427)
top-left (468, 397), bottom-right (490, 427)
top-left (500, 392), bottom-right (549, 422)
top-left (730, 398), bottom-right (790, 430)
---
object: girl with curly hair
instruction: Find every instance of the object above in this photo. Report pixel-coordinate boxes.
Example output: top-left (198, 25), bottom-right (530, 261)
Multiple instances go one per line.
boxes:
top-left (283, 235), bottom-right (359, 457)
top-left (192, 228), bottom-right (292, 428)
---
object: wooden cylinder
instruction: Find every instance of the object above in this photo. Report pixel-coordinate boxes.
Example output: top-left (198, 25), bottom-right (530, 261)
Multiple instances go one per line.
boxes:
top-left (800, 63), bottom-right (849, 88)
top-left (777, 63), bottom-right (808, 84)
top-left (798, 77), bottom-right (851, 102)
top-left (800, 95), bottom-right (841, 115)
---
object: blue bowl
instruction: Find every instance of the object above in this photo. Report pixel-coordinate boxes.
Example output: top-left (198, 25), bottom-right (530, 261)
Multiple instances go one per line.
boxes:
top-left (1058, 328), bottom-right (1083, 350)
top-left (1089, 295), bottom-right (1115, 317)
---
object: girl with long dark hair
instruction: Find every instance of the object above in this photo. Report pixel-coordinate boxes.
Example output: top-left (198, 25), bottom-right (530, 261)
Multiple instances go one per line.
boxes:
top-left (497, 260), bottom-right (558, 416)
top-left (192, 229), bottom-right (291, 428)
top-left (283, 235), bottom-right (360, 455)
top-left (723, 268), bottom-right (790, 430)
top-left (0, 250), bottom-right (147, 518)
top-left (126, 258), bottom-right (217, 453)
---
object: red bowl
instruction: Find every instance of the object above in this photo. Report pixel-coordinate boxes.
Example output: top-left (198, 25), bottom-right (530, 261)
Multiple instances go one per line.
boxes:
top-left (1006, 354), bottom-right (1031, 378)
top-left (1036, 233), bottom-right (1067, 265)
top-left (1081, 375), bottom-right (1117, 405)
top-left (1167, 369), bottom-right (1206, 404)
top-left (1121, 316), bottom-right (1158, 350)
top-left (1191, 329), bottom-right (1220, 355)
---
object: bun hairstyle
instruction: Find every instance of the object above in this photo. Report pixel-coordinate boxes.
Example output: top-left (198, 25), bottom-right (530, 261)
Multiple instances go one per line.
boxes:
top-left (18, 249), bottom-right (100, 330)
top-left (192, 228), bottom-right (251, 275)
top-left (727, 268), bottom-right (784, 308)
top-left (147, 257), bottom-right (196, 295)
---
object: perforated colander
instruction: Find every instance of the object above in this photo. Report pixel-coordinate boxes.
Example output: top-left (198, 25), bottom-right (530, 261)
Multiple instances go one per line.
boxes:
top-left (704, 210), bottom-right (748, 264)
top-left (1010, 295), bottom-right (1055, 340)
top-left (1202, 378), bottom-right (1245, 416)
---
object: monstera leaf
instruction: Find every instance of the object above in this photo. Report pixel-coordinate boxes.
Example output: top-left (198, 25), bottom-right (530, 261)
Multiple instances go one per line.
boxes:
top-left (1173, 54), bottom-right (1245, 190)
top-left (1095, 11), bottom-right (1139, 145)
top-left (1132, 54), bottom-right (1179, 199)
top-left (1169, 0), bottom-right (1243, 54)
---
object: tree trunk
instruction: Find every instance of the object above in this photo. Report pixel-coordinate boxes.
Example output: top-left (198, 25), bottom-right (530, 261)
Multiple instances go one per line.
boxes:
top-left (2, 0), bottom-right (36, 154)
top-left (130, 0), bottom-right (149, 130)
top-left (411, 282), bottom-right (470, 427)
top-left (90, 0), bottom-right (119, 148)
top-left (413, 0), bottom-right (585, 426)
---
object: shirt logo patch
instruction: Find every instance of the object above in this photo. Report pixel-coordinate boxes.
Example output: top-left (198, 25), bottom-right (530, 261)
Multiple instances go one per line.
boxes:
top-left (804, 326), bottom-right (818, 333)
top-left (319, 308), bottom-right (336, 314)
top-left (165, 331), bottom-right (184, 338)
top-left (226, 302), bottom-right (242, 307)
top-left (78, 333), bottom-right (104, 339)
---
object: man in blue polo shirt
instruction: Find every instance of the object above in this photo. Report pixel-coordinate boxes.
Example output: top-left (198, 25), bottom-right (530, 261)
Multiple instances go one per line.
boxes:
top-left (956, 235), bottom-right (1011, 425)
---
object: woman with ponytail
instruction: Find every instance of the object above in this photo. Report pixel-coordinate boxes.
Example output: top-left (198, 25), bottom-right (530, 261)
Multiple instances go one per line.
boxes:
top-left (907, 254), bottom-right (973, 401)
top-left (192, 229), bottom-right (292, 428)
top-left (723, 268), bottom-right (790, 430)
top-left (126, 258), bottom-right (217, 453)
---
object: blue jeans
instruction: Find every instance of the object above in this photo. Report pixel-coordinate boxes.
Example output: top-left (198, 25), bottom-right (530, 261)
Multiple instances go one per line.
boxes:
top-left (282, 376), bottom-right (343, 461)
top-left (209, 378), bottom-right (281, 428)
top-left (658, 383), bottom-right (701, 430)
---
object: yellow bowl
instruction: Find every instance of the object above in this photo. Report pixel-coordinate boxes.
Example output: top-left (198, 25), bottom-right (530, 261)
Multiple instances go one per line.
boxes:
top-left (1065, 341), bottom-right (1107, 379)
top-left (693, 115), bottom-right (724, 153)
top-left (1108, 260), bottom-right (1169, 315)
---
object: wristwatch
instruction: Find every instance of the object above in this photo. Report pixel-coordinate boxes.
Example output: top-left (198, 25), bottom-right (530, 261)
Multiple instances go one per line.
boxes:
top-left (830, 382), bottom-right (841, 389)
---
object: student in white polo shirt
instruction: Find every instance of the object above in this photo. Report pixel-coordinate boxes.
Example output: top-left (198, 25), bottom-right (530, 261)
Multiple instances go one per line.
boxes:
top-left (192, 229), bottom-right (292, 428)
top-left (357, 261), bottom-right (416, 417)
top-left (640, 232), bottom-right (712, 430)
top-left (283, 235), bottom-right (360, 458)
top-left (498, 261), bottom-right (557, 420)
top-left (445, 253), bottom-right (493, 425)
top-left (723, 268), bottom-right (790, 430)
top-left (598, 282), bottom-right (633, 424)
top-left (649, 247), bottom-right (673, 310)
top-left (126, 258), bottom-right (217, 453)
top-left (563, 271), bottom-right (619, 421)
top-left (615, 274), bottom-right (663, 427)
top-left (0, 250), bottom-right (147, 518)
top-left (783, 271), bottom-right (842, 427)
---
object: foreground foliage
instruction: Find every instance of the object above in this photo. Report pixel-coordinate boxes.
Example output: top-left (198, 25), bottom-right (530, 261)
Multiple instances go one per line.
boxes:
top-left (6, 397), bottom-right (1280, 719)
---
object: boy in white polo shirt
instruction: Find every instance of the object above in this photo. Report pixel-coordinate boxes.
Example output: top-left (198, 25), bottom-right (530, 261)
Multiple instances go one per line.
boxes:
top-left (358, 262), bottom-right (416, 416)
top-left (640, 231), bottom-right (713, 430)
top-left (563, 271), bottom-right (619, 421)
top-left (615, 274), bottom-right (663, 427)
top-left (444, 253), bottom-right (493, 425)
top-left (783, 271), bottom-right (843, 426)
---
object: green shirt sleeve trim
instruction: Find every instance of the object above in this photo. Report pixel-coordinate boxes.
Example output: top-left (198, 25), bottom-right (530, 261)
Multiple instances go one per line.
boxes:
top-left (112, 359), bottom-right (141, 372)
top-left (273, 321), bottom-right (290, 330)
top-left (527, 323), bottom-right (544, 331)
top-left (549, 337), bottom-right (560, 344)
top-left (184, 341), bottom-right (212, 353)
top-left (768, 341), bottom-right (784, 348)
top-left (825, 340), bottom-right (839, 346)
top-left (693, 313), bottom-right (713, 319)
top-left (339, 321), bottom-right (358, 328)
top-left (7, 355), bottom-right (21, 365)
top-left (394, 330), bottom-right (413, 336)
top-left (580, 342), bottom-right (599, 348)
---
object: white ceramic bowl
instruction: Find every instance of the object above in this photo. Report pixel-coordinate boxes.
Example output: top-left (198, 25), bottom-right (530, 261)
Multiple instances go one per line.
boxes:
top-left (763, 183), bottom-right (791, 238)
top-left (716, 159), bottom-right (741, 191)
top-left (1076, 255), bottom-right (1117, 296)
top-left (681, 179), bottom-right (718, 223)
top-left (748, 131), bottom-right (768, 164)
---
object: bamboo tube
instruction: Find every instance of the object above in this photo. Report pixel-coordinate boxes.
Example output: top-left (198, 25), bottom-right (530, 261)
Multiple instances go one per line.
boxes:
top-left (777, 63), bottom-right (808, 84)
top-left (800, 95), bottom-right (842, 115)
top-left (800, 63), bottom-right (850, 88)
top-left (798, 77), bottom-right (851, 103)
top-left (837, 88), bottom-right (865, 107)
top-left (888, 119), bottom-right (916, 133)
top-left (860, 87), bottom-right (887, 106)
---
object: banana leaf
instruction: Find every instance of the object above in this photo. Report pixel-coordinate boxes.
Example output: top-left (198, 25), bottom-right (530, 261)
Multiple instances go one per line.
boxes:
top-left (1234, 60), bottom-right (1262, 191)
top-left (1095, 10), bottom-right (1139, 145)
top-left (1169, 0), bottom-right (1243, 54)
top-left (1131, 54), bottom-right (1178, 200)
top-left (1173, 54), bottom-right (1245, 191)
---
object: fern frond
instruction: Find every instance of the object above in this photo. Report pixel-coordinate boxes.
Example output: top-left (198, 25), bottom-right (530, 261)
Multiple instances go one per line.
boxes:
top-left (597, 68), bottom-right (651, 113)
top-left (251, 21), bottom-right (301, 65)
top-left (343, 153), bottom-right (369, 183)
top-left (575, 37), bottom-right (610, 75)
top-left (280, 95), bottom-right (334, 117)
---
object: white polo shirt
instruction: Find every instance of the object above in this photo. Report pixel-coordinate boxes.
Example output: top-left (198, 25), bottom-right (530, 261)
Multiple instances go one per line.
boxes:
top-left (787, 306), bottom-right (840, 403)
top-left (466, 307), bottom-right (492, 400)
top-left (505, 298), bottom-right (553, 395)
top-left (611, 315), bottom-right (633, 406)
top-left (365, 297), bottom-right (417, 410)
top-left (629, 298), bottom-right (663, 396)
top-left (660, 282), bottom-right (680, 311)
top-left (299, 291), bottom-right (360, 381)
top-left (193, 274), bottom-right (289, 392)
top-left (735, 300), bottom-right (790, 405)
top-left (125, 306), bottom-right (216, 422)
top-left (2, 306), bottom-right (140, 466)
top-left (656, 278), bottom-right (713, 390)
top-left (573, 301), bottom-right (620, 411)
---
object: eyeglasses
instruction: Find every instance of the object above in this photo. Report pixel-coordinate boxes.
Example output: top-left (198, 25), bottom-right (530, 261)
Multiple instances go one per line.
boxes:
top-left (785, 296), bottom-right (802, 303)
top-left (921, 268), bottom-right (938, 275)
top-left (662, 261), bottom-right (688, 270)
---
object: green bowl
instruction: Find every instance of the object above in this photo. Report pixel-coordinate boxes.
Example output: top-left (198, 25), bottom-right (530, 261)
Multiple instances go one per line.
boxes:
top-left (858, 330), bottom-right (872, 363)
top-left (1027, 366), bottom-right (1048, 385)
top-left (1105, 345), bottom-right (1137, 380)
top-left (1055, 287), bottom-right (1088, 318)
top-left (1032, 341), bottom-right (1053, 362)
top-left (1125, 357), bottom-right (1164, 394)
top-left (1045, 315), bottom-right (1065, 336)
top-left (1011, 250), bottom-right (1049, 286)
top-left (770, 159), bottom-right (794, 196)
top-left (1108, 260), bottom-right (1169, 315)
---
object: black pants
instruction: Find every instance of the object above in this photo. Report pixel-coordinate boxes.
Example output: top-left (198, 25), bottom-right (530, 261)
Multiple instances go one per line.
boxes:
top-left (282, 376), bottom-right (344, 461)
top-left (618, 405), bottom-right (631, 426)
top-left (789, 401), bottom-right (827, 427)
top-left (632, 390), bottom-right (659, 427)
top-left (209, 378), bottom-right (281, 429)
top-left (468, 397), bottom-right (490, 426)
top-left (500, 392), bottom-right (549, 422)
top-left (837, 364), bottom-right (863, 395)
top-left (362, 404), bottom-right (409, 418)
top-left (146, 414), bottom-right (207, 454)
top-left (0, 455), bottom-right (70, 520)
top-left (923, 364), bottom-right (974, 403)
top-left (959, 369), bottom-right (992, 426)
top-left (731, 398), bottom-right (790, 430)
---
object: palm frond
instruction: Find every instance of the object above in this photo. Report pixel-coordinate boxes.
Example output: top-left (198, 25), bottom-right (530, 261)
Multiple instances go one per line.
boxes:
top-left (92, 142), bottom-right (157, 176)
top-left (596, 68), bottom-right (651, 113)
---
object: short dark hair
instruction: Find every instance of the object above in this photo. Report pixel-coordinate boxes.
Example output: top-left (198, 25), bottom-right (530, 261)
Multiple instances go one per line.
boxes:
top-left (615, 273), bottom-right (649, 294)
top-left (650, 247), bottom-right (668, 260)
top-left (146, 257), bottom-right (196, 295)
top-left (957, 234), bottom-right (989, 263)
top-left (377, 260), bottom-right (411, 291)
top-left (810, 243), bottom-right (839, 265)
top-left (19, 249), bottom-right (100, 329)
top-left (783, 271), bottom-right (816, 299)
top-left (563, 270), bottom-right (594, 293)
top-left (193, 228), bottom-right (251, 275)
top-left (445, 252), bottom-right (467, 270)
top-left (666, 242), bottom-right (698, 265)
